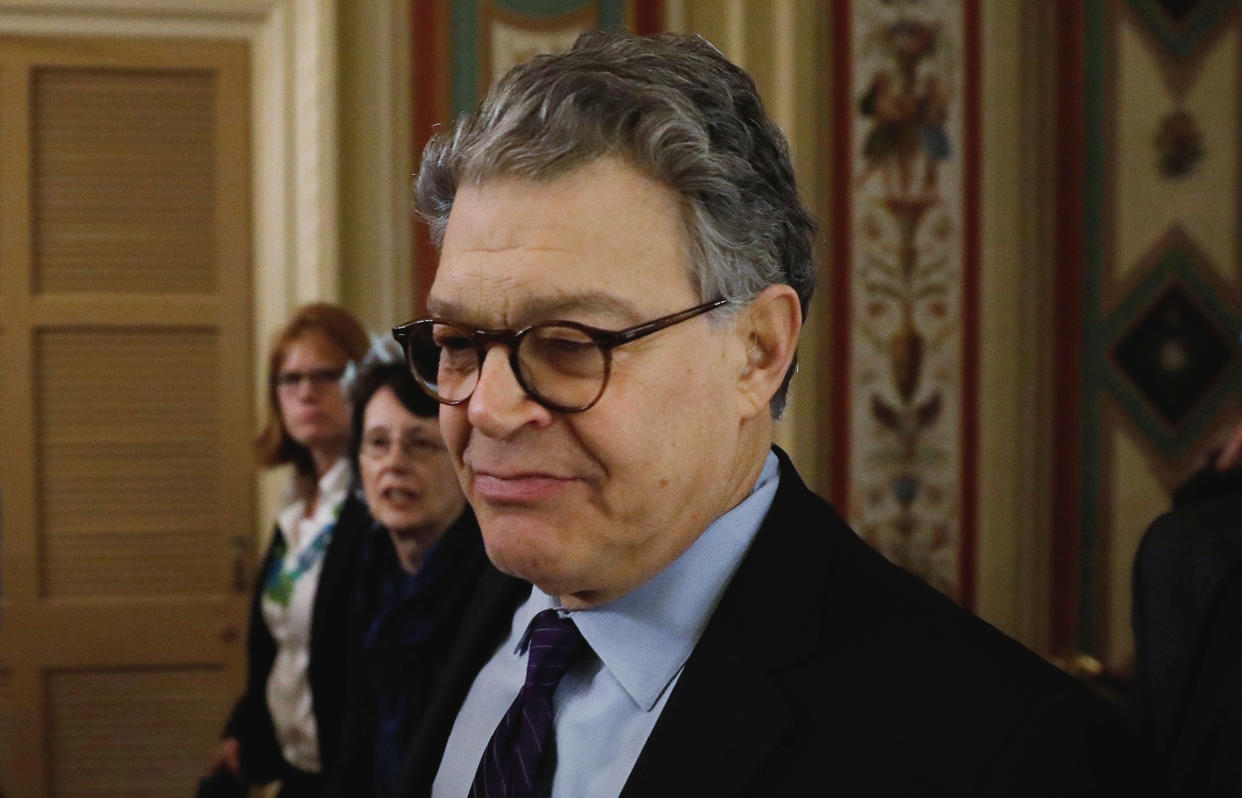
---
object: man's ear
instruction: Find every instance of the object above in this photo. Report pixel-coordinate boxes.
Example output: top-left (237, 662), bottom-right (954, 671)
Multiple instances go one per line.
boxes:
top-left (735, 283), bottom-right (802, 419)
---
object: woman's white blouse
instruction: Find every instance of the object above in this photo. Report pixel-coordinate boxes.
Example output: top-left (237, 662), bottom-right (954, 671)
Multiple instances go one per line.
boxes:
top-left (261, 458), bottom-right (350, 773)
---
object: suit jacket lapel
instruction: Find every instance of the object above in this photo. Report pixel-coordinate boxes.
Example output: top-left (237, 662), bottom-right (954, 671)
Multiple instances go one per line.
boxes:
top-left (621, 448), bottom-right (823, 798)
top-left (619, 624), bottom-right (791, 798)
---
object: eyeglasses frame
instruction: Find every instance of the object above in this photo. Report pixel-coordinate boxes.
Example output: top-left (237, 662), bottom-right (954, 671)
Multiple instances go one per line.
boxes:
top-left (358, 430), bottom-right (448, 463)
top-left (271, 366), bottom-right (346, 393)
top-left (391, 297), bottom-right (730, 413)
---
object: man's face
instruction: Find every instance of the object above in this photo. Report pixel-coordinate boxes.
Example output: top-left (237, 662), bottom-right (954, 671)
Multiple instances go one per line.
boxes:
top-left (430, 158), bottom-right (756, 608)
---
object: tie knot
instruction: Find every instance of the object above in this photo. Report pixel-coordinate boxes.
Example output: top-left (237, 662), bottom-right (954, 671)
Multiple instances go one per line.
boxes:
top-left (523, 609), bottom-right (586, 696)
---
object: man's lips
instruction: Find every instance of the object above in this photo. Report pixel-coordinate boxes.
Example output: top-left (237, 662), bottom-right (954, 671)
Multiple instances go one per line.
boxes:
top-left (471, 471), bottom-right (575, 503)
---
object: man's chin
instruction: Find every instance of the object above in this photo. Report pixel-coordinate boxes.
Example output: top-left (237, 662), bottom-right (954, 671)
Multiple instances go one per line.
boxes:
top-left (482, 536), bottom-right (579, 597)
top-left (485, 541), bottom-right (558, 584)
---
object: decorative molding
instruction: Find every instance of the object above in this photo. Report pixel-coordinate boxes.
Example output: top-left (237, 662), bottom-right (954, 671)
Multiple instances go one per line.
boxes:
top-left (479, 1), bottom-right (597, 93)
top-left (0, 0), bottom-right (275, 19)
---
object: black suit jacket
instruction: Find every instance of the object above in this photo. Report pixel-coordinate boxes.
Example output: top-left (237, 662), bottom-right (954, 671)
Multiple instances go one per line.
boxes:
top-left (224, 492), bottom-right (371, 784)
top-left (1132, 494), bottom-right (1242, 797)
top-left (397, 448), bottom-right (1143, 796)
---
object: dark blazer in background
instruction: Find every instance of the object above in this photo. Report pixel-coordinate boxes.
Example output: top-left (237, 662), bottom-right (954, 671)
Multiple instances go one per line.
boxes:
top-left (223, 492), bottom-right (371, 785)
top-left (1171, 460), bottom-right (1242, 509)
top-left (326, 508), bottom-right (488, 798)
top-left (1132, 493), bottom-right (1242, 797)
top-left (396, 448), bottom-right (1145, 797)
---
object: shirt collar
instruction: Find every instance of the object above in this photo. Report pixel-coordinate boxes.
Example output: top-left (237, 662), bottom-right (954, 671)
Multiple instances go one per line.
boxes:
top-left (525, 451), bottom-right (780, 712)
top-left (277, 457), bottom-right (351, 539)
top-left (317, 457), bottom-right (351, 497)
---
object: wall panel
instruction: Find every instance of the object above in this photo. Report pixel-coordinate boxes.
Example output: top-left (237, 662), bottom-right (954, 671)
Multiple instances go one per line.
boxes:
top-left (1056, 0), bottom-right (1242, 663)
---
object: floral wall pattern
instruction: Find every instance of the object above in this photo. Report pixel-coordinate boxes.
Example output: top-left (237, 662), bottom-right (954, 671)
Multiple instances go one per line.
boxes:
top-left (835, 0), bottom-right (979, 603)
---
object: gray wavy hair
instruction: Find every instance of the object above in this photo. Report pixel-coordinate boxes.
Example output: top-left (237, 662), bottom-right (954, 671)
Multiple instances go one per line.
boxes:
top-left (414, 30), bottom-right (817, 417)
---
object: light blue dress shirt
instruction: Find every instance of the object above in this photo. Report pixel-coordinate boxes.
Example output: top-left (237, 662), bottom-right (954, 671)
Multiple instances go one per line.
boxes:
top-left (432, 451), bottom-right (780, 798)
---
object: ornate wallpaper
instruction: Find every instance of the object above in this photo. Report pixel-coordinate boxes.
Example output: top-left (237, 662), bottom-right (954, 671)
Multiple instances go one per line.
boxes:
top-left (834, 0), bottom-right (980, 604)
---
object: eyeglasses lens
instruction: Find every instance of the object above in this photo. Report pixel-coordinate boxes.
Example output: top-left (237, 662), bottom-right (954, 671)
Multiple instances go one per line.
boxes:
top-left (407, 321), bottom-right (607, 409)
top-left (519, 325), bottom-right (606, 408)
top-left (275, 367), bottom-right (343, 392)
top-left (409, 322), bottom-right (478, 402)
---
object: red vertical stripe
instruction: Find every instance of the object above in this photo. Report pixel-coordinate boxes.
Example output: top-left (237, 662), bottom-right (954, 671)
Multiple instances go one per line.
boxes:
top-left (958, 0), bottom-right (981, 611)
top-left (632, 0), bottom-right (664, 35)
top-left (1052, 0), bottom-right (1085, 656)
top-left (829, 0), bottom-right (854, 512)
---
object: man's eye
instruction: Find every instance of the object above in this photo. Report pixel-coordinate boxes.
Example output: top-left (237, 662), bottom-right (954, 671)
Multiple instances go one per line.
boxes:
top-left (432, 327), bottom-right (472, 350)
top-left (546, 337), bottom-right (593, 353)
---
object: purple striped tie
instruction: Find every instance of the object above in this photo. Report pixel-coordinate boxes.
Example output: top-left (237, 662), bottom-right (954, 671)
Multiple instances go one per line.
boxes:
top-left (468, 608), bottom-right (587, 798)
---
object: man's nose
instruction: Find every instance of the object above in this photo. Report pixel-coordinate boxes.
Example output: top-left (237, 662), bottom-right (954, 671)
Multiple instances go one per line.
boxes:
top-left (466, 347), bottom-right (551, 437)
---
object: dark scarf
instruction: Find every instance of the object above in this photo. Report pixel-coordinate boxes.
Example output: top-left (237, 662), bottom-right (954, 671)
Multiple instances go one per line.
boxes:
top-left (357, 509), bottom-right (484, 795)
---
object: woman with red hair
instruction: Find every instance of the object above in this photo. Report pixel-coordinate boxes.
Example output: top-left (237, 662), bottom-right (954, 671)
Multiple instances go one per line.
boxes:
top-left (204, 303), bottom-right (370, 798)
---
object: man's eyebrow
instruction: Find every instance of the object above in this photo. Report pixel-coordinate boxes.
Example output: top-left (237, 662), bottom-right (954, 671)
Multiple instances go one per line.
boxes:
top-left (427, 292), bottom-right (644, 326)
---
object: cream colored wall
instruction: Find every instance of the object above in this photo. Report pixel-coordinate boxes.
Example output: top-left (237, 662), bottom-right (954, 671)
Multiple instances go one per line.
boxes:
top-left (974, 1), bottom-right (1057, 651)
top-left (338, 0), bottom-right (414, 333)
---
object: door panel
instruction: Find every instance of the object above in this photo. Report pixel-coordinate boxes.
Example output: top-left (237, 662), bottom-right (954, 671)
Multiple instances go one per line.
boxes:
top-left (47, 667), bottom-right (230, 798)
top-left (32, 66), bottom-right (218, 296)
top-left (0, 36), bottom-right (252, 798)
top-left (37, 327), bottom-right (222, 599)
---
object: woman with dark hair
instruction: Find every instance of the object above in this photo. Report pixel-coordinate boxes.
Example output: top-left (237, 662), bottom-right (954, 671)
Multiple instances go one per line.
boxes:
top-left (325, 341), bottom-right (485, 798)
top-left (205, 303), bottom-right (370, 798)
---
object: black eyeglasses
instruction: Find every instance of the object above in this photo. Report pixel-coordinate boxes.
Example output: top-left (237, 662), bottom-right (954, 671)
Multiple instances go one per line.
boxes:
top-left (391, 298), bottom-right (730, 413)
top-left (359, 430), bottom-right (447, 462)
top-left (273, 366), bottom-right (345, 393)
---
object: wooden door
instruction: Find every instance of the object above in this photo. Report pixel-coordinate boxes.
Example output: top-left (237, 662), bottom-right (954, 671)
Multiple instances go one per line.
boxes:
top-left (0, 36), bottom-right (253, 797)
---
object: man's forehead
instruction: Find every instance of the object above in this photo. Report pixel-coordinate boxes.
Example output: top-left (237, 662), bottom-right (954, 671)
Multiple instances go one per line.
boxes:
top-left (427, 157), bottom-right (699, 326)
top-left (426, 287), bottom-right (646, 327)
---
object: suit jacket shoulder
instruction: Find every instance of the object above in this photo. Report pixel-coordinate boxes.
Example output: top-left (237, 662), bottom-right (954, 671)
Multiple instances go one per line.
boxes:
top-left (623, 448), bottom-right (1142, 797)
